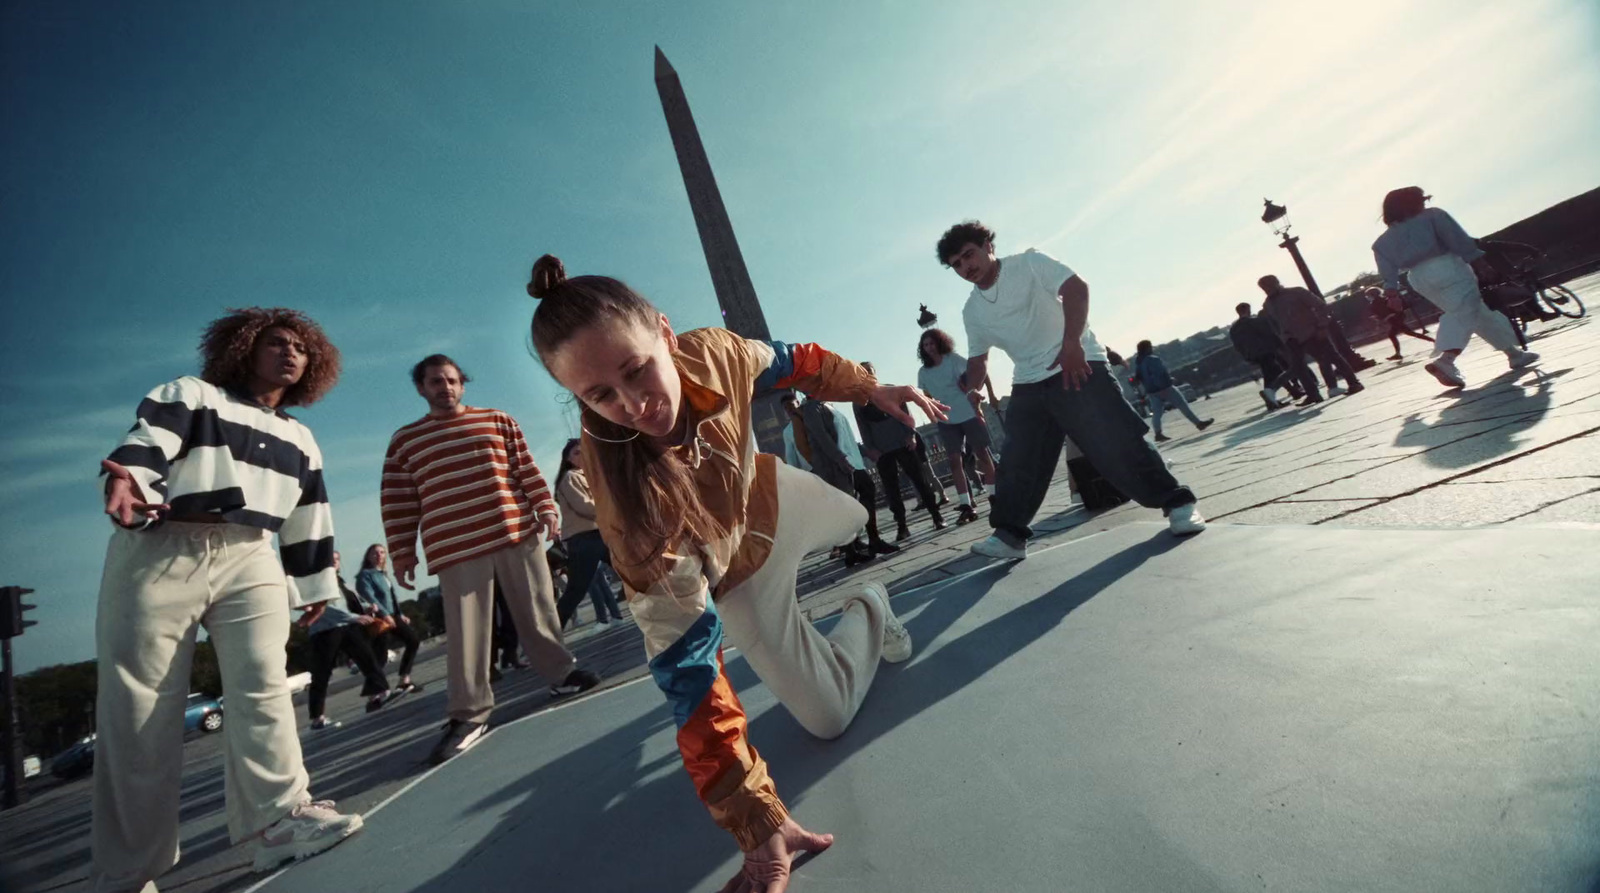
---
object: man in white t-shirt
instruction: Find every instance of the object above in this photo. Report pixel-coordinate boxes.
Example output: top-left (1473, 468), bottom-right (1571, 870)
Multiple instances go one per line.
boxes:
top-left (937, 220), bottom-right (1206, 559)
top-left (916, 327), bottom-right (997, 526)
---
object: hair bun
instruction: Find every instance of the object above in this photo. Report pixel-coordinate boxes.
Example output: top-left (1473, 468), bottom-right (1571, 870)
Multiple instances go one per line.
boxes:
top-left (528, 254), bottom-right (567, 300)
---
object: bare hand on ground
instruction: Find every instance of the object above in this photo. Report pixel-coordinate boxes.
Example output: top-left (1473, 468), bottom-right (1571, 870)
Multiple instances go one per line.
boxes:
top-left (718, 818), bottom-right (834, 893)
top-left (394, 555), bottom-right (418, 591)
top-left (872, 384), bottom-right (946, 426)
top-left (101, 460), bottom-right (170, 526)
top-left (1047, 342), bottom-right (1091, 390)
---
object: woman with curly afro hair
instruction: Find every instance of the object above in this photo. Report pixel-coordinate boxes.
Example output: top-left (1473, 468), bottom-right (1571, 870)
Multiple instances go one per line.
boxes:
top-left (91, 307), bottom-right (364, 890)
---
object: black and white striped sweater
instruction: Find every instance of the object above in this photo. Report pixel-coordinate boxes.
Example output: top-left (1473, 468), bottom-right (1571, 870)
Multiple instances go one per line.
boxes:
top-left (104, 376), bottom-right (339, 607)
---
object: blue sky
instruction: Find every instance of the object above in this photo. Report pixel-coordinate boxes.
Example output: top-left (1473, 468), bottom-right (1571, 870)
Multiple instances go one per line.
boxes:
top-left (3, 0), bottom-right (1597, 672)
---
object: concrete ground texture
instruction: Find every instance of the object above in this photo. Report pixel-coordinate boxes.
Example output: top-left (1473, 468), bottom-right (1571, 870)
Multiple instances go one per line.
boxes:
top-left (1, 275), bottom-right (1594, 893)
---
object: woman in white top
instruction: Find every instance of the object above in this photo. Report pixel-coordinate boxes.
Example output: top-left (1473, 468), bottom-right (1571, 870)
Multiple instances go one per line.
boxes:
top-left (1372, 187), bottom-right (1539, 389)
top-left (915, 328), bottom-right (997, 526)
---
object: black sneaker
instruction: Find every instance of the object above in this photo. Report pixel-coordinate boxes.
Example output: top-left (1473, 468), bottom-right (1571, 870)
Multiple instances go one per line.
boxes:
top-left (895, 522), bottom-right (911, 542)
top-left (550, 668), bottom-right (600, 698)
top-left (955, 505), bottom-right (978, 526)
top-left (399, 681), bottom-right (425, 694)
top-left (870, 539), bottom-right (900, 555)
top-left (429, 719), bottom-right (489, 765)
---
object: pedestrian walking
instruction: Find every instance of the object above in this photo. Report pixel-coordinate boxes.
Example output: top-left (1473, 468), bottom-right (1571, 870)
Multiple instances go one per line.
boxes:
top-left (915, 328), bottom-right (998, 525)
top-left (782, 392), bottom-right (900, 564)
top-left (936, 221), bottom-right (1208, 561)
top-left (91, 309), bottom-right (363, 889)
top-left (1131, 341), bottom-right (1214, 441)
top-left (1227, 303), bottom-right (1292, 410)
top-left (1361, 286), bottom-right (1434, 360)
top-left (305, 551), bottom-right (401, 730)
top-left (553, 438), bottom-right (626, 628)
top-left (381, 355), bottom-right (600, 766)
top-left (1259, 275), bottom-right (1365, 400)
top-left (525, 253), bottom-right (942, 892)
top-left (1372, 187), bottom-right (1539, 388)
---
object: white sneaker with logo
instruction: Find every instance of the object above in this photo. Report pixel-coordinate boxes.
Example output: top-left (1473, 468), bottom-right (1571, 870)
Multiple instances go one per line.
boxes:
top-left (970, 535), bottom-right (1027, 560)
top-left (252, 800), bottom-right (364, 871)
top-left (860, 581), bottom-right (912, 664)
top-left (1168, 504), bottom-right (1208, 536)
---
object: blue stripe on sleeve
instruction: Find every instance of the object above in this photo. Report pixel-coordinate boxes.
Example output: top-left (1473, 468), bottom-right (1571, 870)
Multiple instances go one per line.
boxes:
top-left (647, 603), bottom-right (725, 728)
top-left (752, 340), bottom-right (796, 395)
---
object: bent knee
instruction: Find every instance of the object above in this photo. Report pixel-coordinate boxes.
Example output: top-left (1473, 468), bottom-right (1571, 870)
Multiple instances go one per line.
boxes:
top-left (798, 706), bottom-right (853, 741)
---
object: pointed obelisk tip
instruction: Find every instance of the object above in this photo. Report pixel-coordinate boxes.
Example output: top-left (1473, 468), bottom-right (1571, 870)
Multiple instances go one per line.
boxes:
top-left (654, 45), bottom-right (676, 80)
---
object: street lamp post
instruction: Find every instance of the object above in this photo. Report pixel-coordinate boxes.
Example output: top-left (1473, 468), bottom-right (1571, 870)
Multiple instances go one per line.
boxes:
top-left (1261, 199), bottom-right (1324, 297)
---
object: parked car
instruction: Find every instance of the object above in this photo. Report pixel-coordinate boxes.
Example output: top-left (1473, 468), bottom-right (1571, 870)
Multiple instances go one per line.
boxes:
top-left (185, 693), bottom-right (224, 734)
top-left (51, 734), bottom-right (96, 780)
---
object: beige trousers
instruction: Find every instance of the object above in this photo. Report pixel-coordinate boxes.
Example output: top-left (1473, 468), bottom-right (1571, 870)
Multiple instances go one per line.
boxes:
top-left (718, 461), bottom-right (887, 740)
top-left (435, 536), bottom-right (577, 723)
top-left (91, 523), bottom-right (310, 893)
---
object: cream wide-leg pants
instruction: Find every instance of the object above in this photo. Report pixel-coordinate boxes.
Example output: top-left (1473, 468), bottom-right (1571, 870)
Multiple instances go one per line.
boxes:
top-left (1407, 253), bottom-right (1520, 355)
top-left (91, 523), bottom-right (310, 893)
top-left (716, 461), bottom-right (888, 741)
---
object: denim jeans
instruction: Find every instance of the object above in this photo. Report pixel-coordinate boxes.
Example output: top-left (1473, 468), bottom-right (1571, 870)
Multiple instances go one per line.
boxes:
top-left (1147, 386), bottom-right (1202, 437)
top-left (556, 530), bottom-right (622, 625)
top-left (990, 363), bottom-right (1195, 544)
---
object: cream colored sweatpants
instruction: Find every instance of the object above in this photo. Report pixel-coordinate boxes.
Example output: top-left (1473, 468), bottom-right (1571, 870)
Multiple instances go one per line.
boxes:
top-left (1408, 253), bottom-right (1520, 355)
top-left (435, 536), bottom-right (577, 723)
top-left (91, 523), bottom-right (310, 893)
top-left (717, 461), bottom-right (888, 740)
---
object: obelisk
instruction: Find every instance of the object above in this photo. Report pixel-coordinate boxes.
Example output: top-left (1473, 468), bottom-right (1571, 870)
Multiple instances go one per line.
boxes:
top-left (655, 46), bottom-right (786, 453)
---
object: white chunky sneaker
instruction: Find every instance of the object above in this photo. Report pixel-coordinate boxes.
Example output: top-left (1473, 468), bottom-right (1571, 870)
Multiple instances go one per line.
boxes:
top-left (861, 581), bottom-right (912, 664)
top-left (970, 535), bottom-right (1027, 560)
top-left (1507, 350), bottom-right (1540, 370)
top-left (252, 800), bottom-right (363, 871)
top-left (1168, 504), bottom-right (1207, 536)
top-left (1424, 356), bottom-right (1465, 388)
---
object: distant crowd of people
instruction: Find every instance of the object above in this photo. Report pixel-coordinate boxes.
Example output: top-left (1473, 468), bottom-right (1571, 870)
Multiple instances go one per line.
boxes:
top-left (87, 186), bottom-right (1544, 893)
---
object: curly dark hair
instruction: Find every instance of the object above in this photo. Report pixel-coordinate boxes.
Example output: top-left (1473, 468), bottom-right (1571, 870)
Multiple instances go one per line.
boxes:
top-left (917, 327), bottom-right (956, 367)
top-left (936, 221), bottom-right (996, 266)
top-left (199, 307), bottom-right (340, 407)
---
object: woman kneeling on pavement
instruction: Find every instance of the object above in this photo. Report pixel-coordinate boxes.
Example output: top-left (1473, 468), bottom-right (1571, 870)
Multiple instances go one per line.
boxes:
top-left (525, 254), bottom-right (946, 892)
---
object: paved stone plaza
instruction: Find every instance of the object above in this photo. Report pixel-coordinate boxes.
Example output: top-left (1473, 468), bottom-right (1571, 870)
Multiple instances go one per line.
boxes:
top-left (2, 277), bottom-right (1594, 893)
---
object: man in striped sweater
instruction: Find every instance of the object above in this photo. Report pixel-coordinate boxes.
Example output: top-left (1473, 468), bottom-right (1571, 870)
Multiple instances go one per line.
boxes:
top-left (382, 354), bottom-right (599, 765)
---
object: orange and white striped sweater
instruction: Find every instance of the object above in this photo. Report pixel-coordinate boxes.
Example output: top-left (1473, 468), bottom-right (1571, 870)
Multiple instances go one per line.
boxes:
top-left (380, 407), bottom-right (558, 574)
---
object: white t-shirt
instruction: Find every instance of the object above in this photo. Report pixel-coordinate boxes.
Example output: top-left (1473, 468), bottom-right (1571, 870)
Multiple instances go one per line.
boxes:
top-left (962, 249), bottom-right (1106, 385)
top-left (916, 353), bottom-right (978, 425)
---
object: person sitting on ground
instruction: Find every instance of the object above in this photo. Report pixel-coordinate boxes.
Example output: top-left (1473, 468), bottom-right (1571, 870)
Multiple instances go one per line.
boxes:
top-left (355, 544), bottom-right (423, 694)
top-left (525, 253), bottom-right (944, 892)
top-left (1371, 187), bottom-right (1539, 389)
top-left (1132, 341), bottom-right (1214, 442)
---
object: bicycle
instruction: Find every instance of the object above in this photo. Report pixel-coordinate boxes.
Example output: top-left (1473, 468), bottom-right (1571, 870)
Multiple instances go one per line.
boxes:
top-left (1478, 239), bottom-right (1587, 320)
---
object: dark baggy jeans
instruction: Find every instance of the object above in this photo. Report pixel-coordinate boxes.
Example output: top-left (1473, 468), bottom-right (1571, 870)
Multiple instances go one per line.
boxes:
top-left (373, 617), bottom-right (420, 679)
top-left (307, 624), bottom-right (388, 719)
top-left (875, 447), bottom-right (938, 524)
top-left (991, 363), bottom-right (1195, 543)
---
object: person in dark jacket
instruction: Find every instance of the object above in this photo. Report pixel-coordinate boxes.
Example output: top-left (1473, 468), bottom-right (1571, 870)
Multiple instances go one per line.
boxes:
top-left (1361, 286), bottom-right (1435, 360)
top-left (1260, 275), bottom-right (1364, 398)
top-left (853, 362), bottom-right (945, 541)
top-left (1229, 302), bottom-right (1292, 411)
top-left (1132, 341), bottom-right (1213, 442)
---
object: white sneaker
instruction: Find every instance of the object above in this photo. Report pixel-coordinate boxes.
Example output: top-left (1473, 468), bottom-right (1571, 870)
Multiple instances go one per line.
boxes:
top-left (1507, 350), bottom-right (1540, 370)
top-left (860, 581), bottom-right (912, 664)
top-left (1326, 384), bottom-right (1345, 396)
top-left (595, 620), bottom-right (611, 629)
top-left (1168, 504), bottom-right (1207, 536)
top-left (252, 800), bottom-right (363, 871)
top-left (1424, 357), bottom-right (1466, 388)
top-left (970, 535), bottom-right (1027, 560)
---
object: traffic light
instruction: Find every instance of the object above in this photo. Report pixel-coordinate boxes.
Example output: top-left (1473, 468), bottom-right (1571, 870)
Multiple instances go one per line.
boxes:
top-left (0, 587), bottom-right (36, 639)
